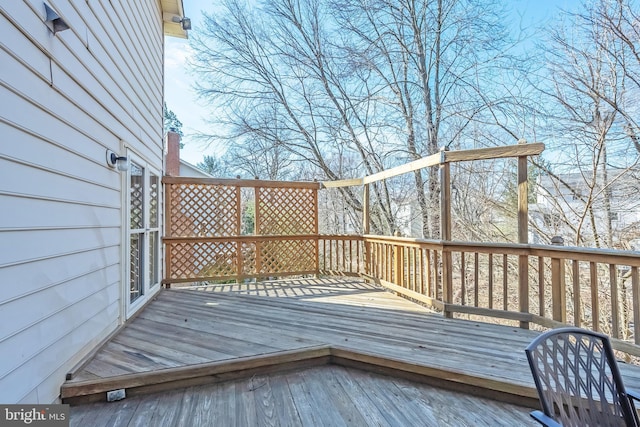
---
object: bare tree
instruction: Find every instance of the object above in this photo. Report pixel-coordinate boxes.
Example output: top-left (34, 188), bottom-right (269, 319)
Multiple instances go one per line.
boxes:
top-left (333, 0), bottom-right (525, 238)
top-left (531, 0), bottom-right (640, 248)
top-left (191, 0), bottom-right (532, 238)
top-left (191, 0), bottom-right (400, 233)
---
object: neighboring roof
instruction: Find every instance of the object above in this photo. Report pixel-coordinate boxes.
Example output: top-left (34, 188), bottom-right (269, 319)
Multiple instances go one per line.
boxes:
top-left (162, 0), bottom-right (188, 39)
top-left (179, 159), bottom-right (214, 178)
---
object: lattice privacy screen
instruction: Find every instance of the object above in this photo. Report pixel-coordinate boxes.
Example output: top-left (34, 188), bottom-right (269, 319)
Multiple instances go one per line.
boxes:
top-left (257, 187), bottom-right (316, 235)
top-left (164, 178), bottom-right (319, 284)
top-left (168, 183), bottom-right (239, 237)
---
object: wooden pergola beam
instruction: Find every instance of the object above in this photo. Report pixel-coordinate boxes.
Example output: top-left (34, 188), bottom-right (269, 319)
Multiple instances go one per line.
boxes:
top-left (320, 143), bottom-right (545, 188)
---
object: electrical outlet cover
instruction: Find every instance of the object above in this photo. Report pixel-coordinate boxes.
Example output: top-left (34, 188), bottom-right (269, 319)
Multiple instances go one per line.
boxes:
top-left (106, 389), bottom-right (126, 402)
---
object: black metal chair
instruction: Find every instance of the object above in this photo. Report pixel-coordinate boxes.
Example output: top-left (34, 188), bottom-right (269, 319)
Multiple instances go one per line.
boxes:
top-left (525, 327), bottom-right (640, 427)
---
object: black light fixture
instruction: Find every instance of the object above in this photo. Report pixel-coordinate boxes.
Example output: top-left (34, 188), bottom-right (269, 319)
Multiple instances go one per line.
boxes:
top-left (106, 149), bottom-right (129, 172)
top-left (44, 3), bottom-right (70, 34)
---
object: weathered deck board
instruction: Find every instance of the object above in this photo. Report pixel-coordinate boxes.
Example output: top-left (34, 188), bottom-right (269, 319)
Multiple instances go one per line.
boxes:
top-left (69, 365), bottom-right (537, 426)
top-left (64, 277), bottom-right (640, 402)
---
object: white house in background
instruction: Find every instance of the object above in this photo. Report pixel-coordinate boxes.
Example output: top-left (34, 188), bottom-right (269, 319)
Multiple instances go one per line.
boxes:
top-left (180, 160), bottom-right (213, 178)
top-left (530, 169), bottom-right (640, 248)
top-left (0, 1), bottom-right (189, 403)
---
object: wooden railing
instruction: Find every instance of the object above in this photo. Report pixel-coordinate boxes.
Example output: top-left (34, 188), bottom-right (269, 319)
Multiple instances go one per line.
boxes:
top-left (319, 234), bottom-right (640, 353)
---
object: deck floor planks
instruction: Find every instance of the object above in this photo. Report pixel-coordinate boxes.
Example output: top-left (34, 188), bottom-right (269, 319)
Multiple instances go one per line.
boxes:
top-left (166, 285), bottom-right (535, 357)
top-left (266, 374), bottom-right (303, 427)
top-left (69, 365), bottom-right (538, 426)
top-left (110, 328), bottom-right (215, 366)
top-left (157, 287), bottom-right (540, 386)
top-left (248, 374), bottom-right (278, 427)
top-left (125, 319), bottom-right (243, 360)
top-left (66, 277), bottom-right (640, 401)
top-left (170, 283), bottom-right (538, 351)
top-left (327, 365), bottom-right (395, 426)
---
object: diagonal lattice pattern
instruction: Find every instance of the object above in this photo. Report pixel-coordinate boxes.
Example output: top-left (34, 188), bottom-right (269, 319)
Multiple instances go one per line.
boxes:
top-left (170, 242), bottom-right (238, 279)
top-left (169, 184), bottom-right (238, 237)
top-left (241, 242), bottom-right (257, 276)
top-left (260, 240), bottom-right (316, 274)
top-left (526, 329), bottom-right (634, 426)
top-left (130, 163), bottom-right (144, 230)
top-left (257, 187), bottom-right (316, 235)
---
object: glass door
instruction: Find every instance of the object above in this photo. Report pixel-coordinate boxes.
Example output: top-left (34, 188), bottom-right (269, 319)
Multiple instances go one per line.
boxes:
top-left (127, 152), bottom-right (160, 317)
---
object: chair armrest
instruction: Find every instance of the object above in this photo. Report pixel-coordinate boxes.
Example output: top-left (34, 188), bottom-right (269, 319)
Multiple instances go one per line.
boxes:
top-left (530, 410), bottom-right (562, 427)
top-left (626, 388), bottom-right (640, 402)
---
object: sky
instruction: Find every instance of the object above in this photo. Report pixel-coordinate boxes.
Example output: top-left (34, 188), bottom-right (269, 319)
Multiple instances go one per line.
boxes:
top-left (164, 0), bottom-right (580, 166)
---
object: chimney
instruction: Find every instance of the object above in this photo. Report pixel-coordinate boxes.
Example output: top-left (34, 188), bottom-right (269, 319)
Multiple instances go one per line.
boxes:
top-left (165, 131), bottom-right (181, 176)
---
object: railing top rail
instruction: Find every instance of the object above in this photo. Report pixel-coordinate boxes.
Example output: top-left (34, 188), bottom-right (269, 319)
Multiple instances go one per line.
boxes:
top-left (163, 176), bottom-right (321, 189)
top-left (358, 234), bottom-right (640, 265)
top-left (320, 142), bottom-right (545, 188)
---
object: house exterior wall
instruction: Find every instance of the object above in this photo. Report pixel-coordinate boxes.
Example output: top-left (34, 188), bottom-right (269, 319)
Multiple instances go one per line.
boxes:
top-left (0, 0), bottom-right (164, 403)
top-left (179, 160), bottom-right (213, 178)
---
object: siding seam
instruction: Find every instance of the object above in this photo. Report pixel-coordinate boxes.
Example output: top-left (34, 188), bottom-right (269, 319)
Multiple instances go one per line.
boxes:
top-left (0, 243), bottom-right (120, 269)
top-left (0, 266), bottom-right (120, 338)
top-left (0, 153), bottom-right (120, 192)
top-left (0, 293), bottom-right (120, 380)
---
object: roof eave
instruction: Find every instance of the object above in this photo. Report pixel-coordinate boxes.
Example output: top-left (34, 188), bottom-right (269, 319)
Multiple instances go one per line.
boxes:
top-left (162, 0), bottom-right (188, 39)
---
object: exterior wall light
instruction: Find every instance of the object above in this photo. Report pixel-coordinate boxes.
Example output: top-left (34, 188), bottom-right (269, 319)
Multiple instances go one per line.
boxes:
top-left (164, 13), bottom-right (191, 31)
top-left (172, 16), bottom-right (191, 31)
top-left (106, 149), bottom-right (129, 172)
top-left (44, 3), bottom-right (70, 34)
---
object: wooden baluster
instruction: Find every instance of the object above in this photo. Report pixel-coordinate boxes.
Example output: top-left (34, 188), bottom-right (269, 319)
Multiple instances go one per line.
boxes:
top-left (590, 262), bottom-right (599, 332)
top-left (433, 251), bottom-right (439, 300)
top-left (538, 257), bottom-right (544, 317)
top-left (572, 260), bottom-right (580, 327)
top-left (610, 264), bottom-right (619, 339)
top-left (330, 239), bottom-right (334, 271)
top-left (419, 248), bottom-right (425, 294)
top-left (632, 267), bottom-right (639, 345)
top-left (460, 252), bottom-right (466, 305)
top-left (426, 250), bottom-right (432, 298)
top-left (395, 245), bottom-right (403, 287)
top-left (413, 247), bottom-right (418, 292)
top-left (474, 253), bottom-right (479, 307)
top-left (550, 236), bottom-right (566, 324)
top-left (503, 254), bottom-right (508, 311)
top-left (488, 254), bottom-right (494, 309)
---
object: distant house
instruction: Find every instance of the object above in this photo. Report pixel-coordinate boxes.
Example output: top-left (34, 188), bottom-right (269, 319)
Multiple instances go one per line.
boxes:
top-left (0, 1), bottom-right (188, 403)
top-left (530, 169), bottom-right (640, 248)
top-left (180, 160), bottom-right (213, 178)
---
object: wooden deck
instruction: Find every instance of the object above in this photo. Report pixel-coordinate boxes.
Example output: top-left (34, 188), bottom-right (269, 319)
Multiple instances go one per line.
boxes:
top-left (62, 277), bottom-right (640, 413)
top-left (70, 365), bottom-right (537, 426)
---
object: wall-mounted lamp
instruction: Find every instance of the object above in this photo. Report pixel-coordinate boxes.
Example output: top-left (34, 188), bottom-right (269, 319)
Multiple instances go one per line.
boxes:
top-left (44, 3), bottom-right (70, 34)
top-left (172, 15), bottom-right (191, 31)
top-left (106, 149), bottom-right (129, 172)
top-left (164, 13), bottom-right (191, 31)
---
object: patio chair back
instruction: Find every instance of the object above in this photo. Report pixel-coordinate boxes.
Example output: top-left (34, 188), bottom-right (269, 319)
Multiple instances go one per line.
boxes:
top-left (525, 327), bottom-right (639, 427)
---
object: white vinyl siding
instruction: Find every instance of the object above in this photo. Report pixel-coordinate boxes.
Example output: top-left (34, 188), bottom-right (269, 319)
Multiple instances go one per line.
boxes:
top-left (0, 0), bottom-right (164, 403)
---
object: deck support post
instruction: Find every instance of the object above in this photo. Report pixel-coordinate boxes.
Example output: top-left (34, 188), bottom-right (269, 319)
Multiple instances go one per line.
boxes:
top-left (440, 148), bottom-right (453, 318)
top-left (236, 186), bottom-right (243, 283)
top-left (517, 140), bottom-right (530, 329)
top-left (551, 236), bottom-right (566, 323)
